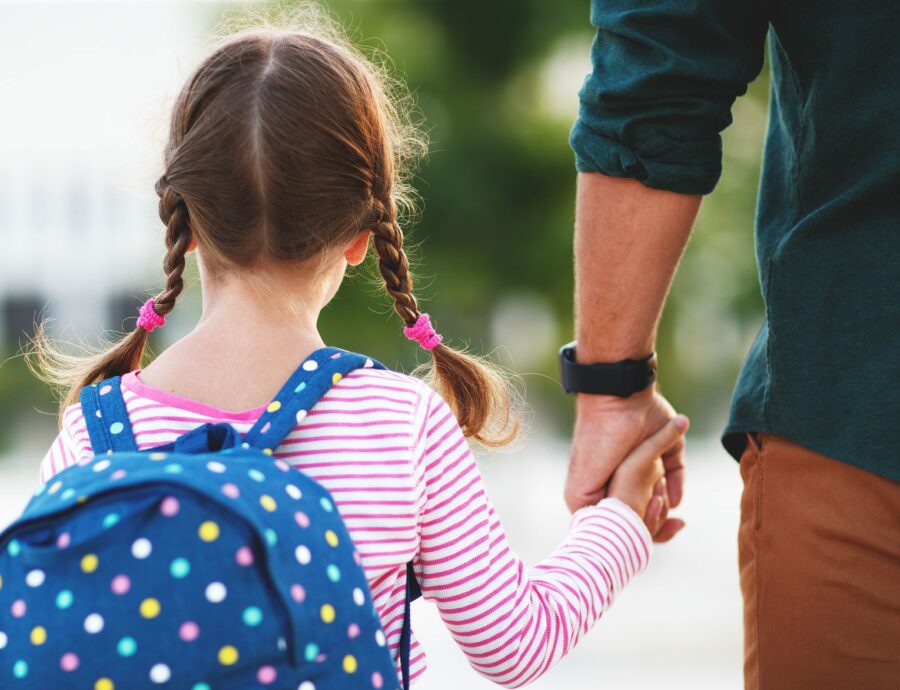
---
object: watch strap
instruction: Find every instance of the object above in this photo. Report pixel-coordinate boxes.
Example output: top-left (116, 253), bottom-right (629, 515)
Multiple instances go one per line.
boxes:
top-left (559, 341), bottom-right (657, 397)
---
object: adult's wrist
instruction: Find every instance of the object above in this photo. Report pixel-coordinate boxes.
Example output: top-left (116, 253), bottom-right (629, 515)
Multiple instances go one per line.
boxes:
top-left (560, 341), bottom-right (657, 398)
top-left (575, 385), bottom-right (657, 415)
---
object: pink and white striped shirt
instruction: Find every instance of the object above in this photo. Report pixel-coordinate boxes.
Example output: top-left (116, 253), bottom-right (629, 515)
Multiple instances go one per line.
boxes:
top-left (40, 366), bottom-right (652, 687)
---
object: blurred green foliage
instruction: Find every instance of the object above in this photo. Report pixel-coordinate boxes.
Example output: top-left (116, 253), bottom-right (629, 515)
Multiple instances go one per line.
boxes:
top-left (311, 0), bottom-right (769, 434)
top-left (1, 0), bottom-right (768, 454)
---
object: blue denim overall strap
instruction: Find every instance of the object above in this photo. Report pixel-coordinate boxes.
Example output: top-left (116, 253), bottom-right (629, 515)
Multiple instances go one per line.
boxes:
top-left (79, 377), bottom-right (138, 454)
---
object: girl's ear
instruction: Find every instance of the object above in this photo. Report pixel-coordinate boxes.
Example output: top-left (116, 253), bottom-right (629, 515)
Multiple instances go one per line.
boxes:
top-left (345, 230), bottom-right (371, 266)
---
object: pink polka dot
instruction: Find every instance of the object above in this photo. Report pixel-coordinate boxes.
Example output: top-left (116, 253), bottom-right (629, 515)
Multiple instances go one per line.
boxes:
top-left (316, 653), bottom-right (327, 663)
top-left (57, 532), bottom-right (71, 549)
top-left (331, 352), bottom-right (342, 359)
top-left (353, 550), bottom-right (362, 566)
top-left (179, 621), bottom-right (200, 642)
top-left (221, 483), bottom-right (240, 499)
top-left (111, 575), bottom-right (131, 595)
top-left (11, 599), bottom-right (26, 618)
top-left (347, 623), bottom-right (360, 639)
top-left (290, 584), bottom-right (306, 603)
top-left (160, 497), bottom-right (180, 517)
top-left (294, 511), bottom-right (310, 528)
top-left (257, 665), bottom-right (277, 685)
top-left (235, 546), bottom-right (254, 567)
top-left (260, 421), bottom-right (272, 434)
top-left (60, 653), bottom-right (79, 672)
top-left (275, 460), bottom-right (290, 472)
top-left (110, 469), bottom-right (127, 481)
top-left (99, 384), bottom-right (112, 396)
top-left (371, 671), bottom-right (384, 689)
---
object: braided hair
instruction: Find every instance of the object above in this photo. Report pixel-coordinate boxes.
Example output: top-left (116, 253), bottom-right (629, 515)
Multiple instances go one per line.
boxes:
top-left (27, 9), bottom-right (518, 445)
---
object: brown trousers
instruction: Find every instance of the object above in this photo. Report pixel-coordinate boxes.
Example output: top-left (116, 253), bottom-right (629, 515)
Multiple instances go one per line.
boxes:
top-left (738, 432), bottom-right (900, 689)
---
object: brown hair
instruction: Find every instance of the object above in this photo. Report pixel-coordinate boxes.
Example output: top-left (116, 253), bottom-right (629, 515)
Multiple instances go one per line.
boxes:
top-left (27, 7), bottom-right (518, 447)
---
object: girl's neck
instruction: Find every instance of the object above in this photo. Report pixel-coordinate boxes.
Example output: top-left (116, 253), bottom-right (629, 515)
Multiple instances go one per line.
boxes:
top-left (137, 259), bottom-right (336, 413)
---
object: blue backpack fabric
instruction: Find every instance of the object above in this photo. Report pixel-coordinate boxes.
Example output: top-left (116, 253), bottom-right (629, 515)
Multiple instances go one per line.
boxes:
top-left (0, 347), bottom-right (420, 690)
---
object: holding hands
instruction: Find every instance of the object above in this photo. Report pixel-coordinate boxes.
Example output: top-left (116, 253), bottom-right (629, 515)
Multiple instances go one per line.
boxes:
top-left (567, 389), bottom-right (688, 542)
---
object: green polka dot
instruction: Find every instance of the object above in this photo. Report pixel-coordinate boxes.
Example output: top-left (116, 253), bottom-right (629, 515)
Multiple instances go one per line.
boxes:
top-left (60, 488), bottom-right (76, 501)
top-left (248, 469), bottom-right (265, 483)
top-left (242, 606), bottom-right (263, 627)
top-left (8, 540), bottom-right (20, 557)
top-left (170, 558), bottom-right (191, 579)
top-left (326, 564), bottom-right (341, 583)
top-left (109, 422), bottom-right (125, 435)
top-left (102, 513), bottom-right (120, 529)
top-left (265, 529), bottom-right (277, 546)
top-left (304, 642), bottom-right (319, 662)
top-left (293, 382), bottom-right (306, 393)
top-left (13, 660), bottom-right (28, 679)
top-left (192, 685), bottom-right (211, 690)
top-left (164, 463), bottom-right (184, 474)
top-left (320, 497), bottom-right (334, 512)
top-left (117, 636), bottom-right (137, 657)
top-left (56, 589), bottom-right (74, 609)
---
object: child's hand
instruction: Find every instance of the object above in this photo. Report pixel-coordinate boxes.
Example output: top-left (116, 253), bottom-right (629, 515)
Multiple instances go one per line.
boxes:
top-left (607, 415), bottom-right (689, 542)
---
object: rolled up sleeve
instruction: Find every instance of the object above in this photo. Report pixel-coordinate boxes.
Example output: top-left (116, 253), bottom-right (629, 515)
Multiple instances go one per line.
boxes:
top-left (571, 0), bottom-right (769, 195)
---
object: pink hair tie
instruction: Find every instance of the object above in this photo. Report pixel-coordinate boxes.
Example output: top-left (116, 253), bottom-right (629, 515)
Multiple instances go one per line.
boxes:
top-left (137, 298), bottom-right (166, 332)
top-left (404, 313), bottom-right (443, 351)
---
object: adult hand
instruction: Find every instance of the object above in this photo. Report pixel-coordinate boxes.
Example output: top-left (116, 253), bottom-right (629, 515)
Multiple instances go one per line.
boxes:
top-left (565, 387), bottom-right (686, 542)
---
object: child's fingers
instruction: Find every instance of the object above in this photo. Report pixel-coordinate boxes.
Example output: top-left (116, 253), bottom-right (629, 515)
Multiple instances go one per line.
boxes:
top-left (626, 415), bottom-right (689, 467)
top-left (644, 495), bottom-right (663, 533)
top-left (662, 436), bottom-right (687, 508)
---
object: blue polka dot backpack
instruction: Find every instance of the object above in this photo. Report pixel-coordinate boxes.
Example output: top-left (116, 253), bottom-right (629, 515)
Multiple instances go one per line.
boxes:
top-left (0, 347), bottom-right (421, 690)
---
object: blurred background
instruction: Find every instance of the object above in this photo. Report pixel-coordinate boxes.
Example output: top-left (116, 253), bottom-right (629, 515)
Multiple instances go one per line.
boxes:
top-left (0, 1), bottom-right (769, 688)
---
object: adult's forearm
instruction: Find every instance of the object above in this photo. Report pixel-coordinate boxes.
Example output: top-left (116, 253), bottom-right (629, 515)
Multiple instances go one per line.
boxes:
top-left (574, 172), bottom-right (701, 363)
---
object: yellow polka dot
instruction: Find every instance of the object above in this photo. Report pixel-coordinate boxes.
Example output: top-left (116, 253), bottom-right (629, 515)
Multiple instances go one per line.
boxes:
top-left (320, 604), bottom-right (335, 623)
top-left (81, 554), bottom-right (99, 573)
top-left (140, 598), bottom-right (161, 619)
top-left (95, 679), bottom-right (114, 690)
top-left (48, 481), bottom-right (62, 495)
top-left (343, 654), bottom-right (357, 673)
top-left (262, 448), bottom-right (273, 456)
top-left (266, 401), bottom-right (281, 413)
top-left (324, 530), bottom-right (339, 547)
top-left (218, 645), bottom-right (239, 666)
top-left (77, 496), bottom-right (88, 504)
top-left (30, 626), bottom-right (47, 646)
top-left (332, 373), bottom-right (342, 385)
top-left (198, 521), bottom-right (220, 542)
top-left (260, 495), bottom-right (277, 512)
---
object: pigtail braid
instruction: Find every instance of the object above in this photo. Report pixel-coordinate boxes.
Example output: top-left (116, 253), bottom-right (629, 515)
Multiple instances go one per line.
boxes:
top-left (370, 192), bottom-right (519, 447)
top-left (24, 174), bottom-right (195, 424)
top-left (153, 174), bottom-right (192, 318)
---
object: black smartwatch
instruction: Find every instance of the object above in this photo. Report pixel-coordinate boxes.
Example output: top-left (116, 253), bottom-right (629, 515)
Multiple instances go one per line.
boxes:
top-left (558, 341), bottom-right (657, 397)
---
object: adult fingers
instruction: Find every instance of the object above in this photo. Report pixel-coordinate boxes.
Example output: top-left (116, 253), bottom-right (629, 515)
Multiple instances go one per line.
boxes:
top-left (653, 517), bottom-right (686, 543)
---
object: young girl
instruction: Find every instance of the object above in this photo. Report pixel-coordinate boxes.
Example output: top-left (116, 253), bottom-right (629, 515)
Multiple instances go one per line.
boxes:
top-left (32, 14), bottom-right (686, 688)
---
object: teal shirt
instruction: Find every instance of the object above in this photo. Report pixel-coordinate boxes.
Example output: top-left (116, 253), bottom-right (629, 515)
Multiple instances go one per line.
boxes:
top-left (570, 1), bottom-right (900, 481)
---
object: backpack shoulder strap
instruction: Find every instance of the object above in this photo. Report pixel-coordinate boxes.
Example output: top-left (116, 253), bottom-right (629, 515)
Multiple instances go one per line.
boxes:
top-left (78, 376), bottom-right (139, 455)
top-left (242, 346), bottom-right (386, 451)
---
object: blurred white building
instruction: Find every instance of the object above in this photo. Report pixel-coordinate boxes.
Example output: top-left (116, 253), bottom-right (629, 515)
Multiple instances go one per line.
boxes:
top-left (0, 1), bottom-right (210, 347)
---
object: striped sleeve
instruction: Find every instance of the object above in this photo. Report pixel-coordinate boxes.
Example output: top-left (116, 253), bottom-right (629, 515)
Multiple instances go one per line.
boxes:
top-left (411, 387), bottom-right (652, 688)
top-left (39, 404), bottom-right (94, 484)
